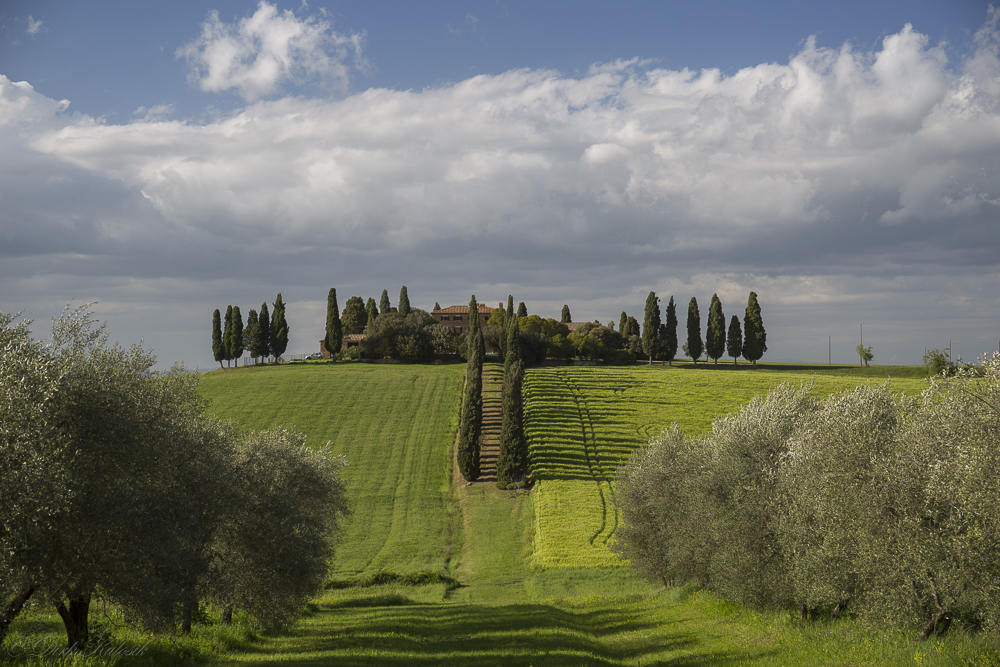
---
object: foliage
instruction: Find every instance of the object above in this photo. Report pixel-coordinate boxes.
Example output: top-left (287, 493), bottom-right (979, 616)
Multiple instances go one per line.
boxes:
top-left (642, 292), bottom-right (660, 364)
top-left (614, 356), bottom-right (1000, 640)
top-left (325, 288), bottom-right (342, 358)
top-left (686, 297), bottom-right (703, 364)
top-left (379, 289), bottom-right (391, 317)
top-left (270, 293), bottom-right (288, 361)
top-left (0, 306), bottom-right (348, 652)
top-left (742, 291), bottom-right (767, 366)
top-left (497, 358), bottom-right (528, 488)
top-left (258, 302), bottom-right (271, 361)
top-left (342, 296), bottom-right (368, 335)
top-left (568, 321), bottom-right (623, 361)
top-left (398, 286), bottom-right (411, 317)
top-left (517, 302), bottom-right (528, 319)
top-left (662, 296), bottom-right (678, 364)
top-left (706, 293), bottom-right (726, 364)
top-left (856, 344), bottom-right (874, 366)
top-left (223, 305), bottom-right (234, 367)
top-left (244, 308), bottom-right (262, 360)
top-left (212, 308), bottom-right (225, 369)
top-left (365, 297), bottom-right (379, 325)
top-left (923, 348), bottom-right (953, 376)
top-left (726, 314), bottom-right (742, 365)
top-left (230, 305), bottom-right (244, 367)
top-left (561, 304), bottom-right (571, 323)
top-left (208, 428), bottom-right (348, 630)
top-left (458, 296), bottom-right (484, 482)
top-left (428, 323), bottom-right (456, 354)
top-left (358, 311), bottom-right (436, 362)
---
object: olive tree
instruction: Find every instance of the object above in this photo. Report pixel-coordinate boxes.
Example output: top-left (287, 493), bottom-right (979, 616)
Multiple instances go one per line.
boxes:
top-left (778, 384), bottom-right (905, 620)
top-left (614, 426), bottom-right (715, 587)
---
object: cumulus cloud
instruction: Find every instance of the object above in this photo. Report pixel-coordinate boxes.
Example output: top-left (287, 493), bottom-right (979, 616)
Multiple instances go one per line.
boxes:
top-left (3, 18), bottom-right (1000, 365)
top-left (176, 1), bottom-right (366, 101)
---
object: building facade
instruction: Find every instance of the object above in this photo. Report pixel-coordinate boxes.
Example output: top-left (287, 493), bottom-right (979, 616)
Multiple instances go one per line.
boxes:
top-left (430, 303), bottom-right (498, 335)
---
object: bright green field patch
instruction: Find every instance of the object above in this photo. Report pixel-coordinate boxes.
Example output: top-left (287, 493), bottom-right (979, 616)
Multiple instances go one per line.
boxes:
top-left (525, 364), bottom-right (928, 569)
top-left (198, 363), bottom-right (464, 578)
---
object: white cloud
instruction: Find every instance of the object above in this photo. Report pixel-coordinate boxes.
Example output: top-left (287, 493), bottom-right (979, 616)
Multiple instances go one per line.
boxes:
top-left (176, 1), bottom-right (366, 101)
top-left (4, 18), bottom-right (1000, 365)
top-left (26, 15), bottom-right (44, 36)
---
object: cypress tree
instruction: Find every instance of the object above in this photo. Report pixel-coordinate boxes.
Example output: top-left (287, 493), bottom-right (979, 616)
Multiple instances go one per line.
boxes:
top-left (379, 289), bottom-right (391, 316)
top-left (467, 294), bottom-right (485, 359)
top-left (366, 297), bottom-right (379, 325)
top-left (212, 309), bottom-right (225, 369)
top-left (434, 302), bottom-right (441, 311)
top-left (619, 312), bottom-right (628, 336)
top-left (230, 306), bottom-right (244, 366)
top-left (686, 297), bottom-right (703, 364)
top-left (223, 305), bottom-right (234, 368)
top-left (259, 303), bottom-right (271, 362)
top-left (706, 293), bottom-right (726, 364)
top-left (458, 295), bottom-right (484, 482)
top-left (496, 357), bottom-right (527, 488)
top-left (663, 296), bottom-right (678, 365)
top-left (398, 286), bottom-right (411, 317)
top-left (270, 293), bottom-right (288, 361)
top-left (245, 308), bottom-right (260, 362)
top-left (642, 292), bottom-right (660, 365)
top-left (727, 315), bottom-right (743, 365)
top-left (517, 302), bottom-right (527, 319)
top-left (627, 316), bottom-right (641, 339)
top-left (504, 301), bottom-right (522, 368)
top-left (742, 291), bottom-right (767, 366)
top-left (498, 295), bottom-right (514, 363)
top-left (561, 304), bottom-right (571, 323)
top-left (325, 288), bottom-right (342, 359)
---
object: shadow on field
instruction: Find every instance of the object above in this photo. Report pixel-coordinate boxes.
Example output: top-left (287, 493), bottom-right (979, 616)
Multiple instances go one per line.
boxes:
top-left (229, 601), bottom-right (769, 666)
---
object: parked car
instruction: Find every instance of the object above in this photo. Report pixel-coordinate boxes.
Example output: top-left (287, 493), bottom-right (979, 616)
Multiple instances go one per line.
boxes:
top-left (307, 352), bottom-right (323, 360)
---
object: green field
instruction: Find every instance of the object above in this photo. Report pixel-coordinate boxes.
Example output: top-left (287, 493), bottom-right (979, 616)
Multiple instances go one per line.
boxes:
top-left (199, 362), bottom-right (464, 578)
top-left (524, 363), bottom-right (929, 569)
top-left (13, 360), bottom-right (994, 666)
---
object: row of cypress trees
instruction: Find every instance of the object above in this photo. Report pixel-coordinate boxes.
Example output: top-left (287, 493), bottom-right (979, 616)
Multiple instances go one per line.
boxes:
top-left (641, 291), bottom-right (766, 366)
top-left (496, 295), bottom-right (529, 488)
top-left (457, 294), bottom-right (530, 487)
top-left (457, 296), bottom-right (484, 481)
top-left (212, 295), bottom-right (289, 368)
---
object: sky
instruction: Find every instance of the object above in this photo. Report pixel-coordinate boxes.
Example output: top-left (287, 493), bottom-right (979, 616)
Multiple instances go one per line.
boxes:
top-left (1, 0), bottom-right (998, 368)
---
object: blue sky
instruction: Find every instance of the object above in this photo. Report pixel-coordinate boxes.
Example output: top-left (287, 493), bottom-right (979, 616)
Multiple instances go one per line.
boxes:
top-left (1, 1), bottom-right (998, 367)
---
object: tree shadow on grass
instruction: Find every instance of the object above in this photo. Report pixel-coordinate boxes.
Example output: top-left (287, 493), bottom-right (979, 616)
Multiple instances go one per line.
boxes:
top-left (226, 601), bottom-right (775, 666)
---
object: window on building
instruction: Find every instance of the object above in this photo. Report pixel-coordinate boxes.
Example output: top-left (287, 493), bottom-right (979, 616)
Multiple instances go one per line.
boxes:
top-left (441, 315), bottom-right (450, 321)
top-left (454, 315), bottom-right (463, 320)
top-left (455, 326), bottom-right (462, 334)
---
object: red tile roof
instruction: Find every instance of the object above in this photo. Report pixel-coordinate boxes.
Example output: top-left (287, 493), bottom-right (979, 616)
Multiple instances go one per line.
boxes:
top-left (433, 305), bottom-right (494, 314)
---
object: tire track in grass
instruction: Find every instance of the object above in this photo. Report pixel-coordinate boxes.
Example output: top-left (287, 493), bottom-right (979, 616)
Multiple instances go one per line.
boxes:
top-left (556, 370), bottom-right (610, 548)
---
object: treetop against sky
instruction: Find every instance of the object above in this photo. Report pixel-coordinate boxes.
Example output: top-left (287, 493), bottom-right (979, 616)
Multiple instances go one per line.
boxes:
top-left (1, 1), bottom-right (997, 368)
